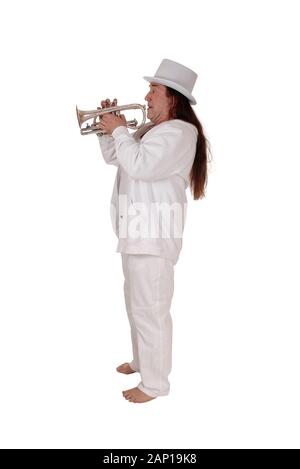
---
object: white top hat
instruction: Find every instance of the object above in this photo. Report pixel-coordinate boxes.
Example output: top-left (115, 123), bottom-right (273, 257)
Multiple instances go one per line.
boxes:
top-left (143, 58), bottom-right (198, 105)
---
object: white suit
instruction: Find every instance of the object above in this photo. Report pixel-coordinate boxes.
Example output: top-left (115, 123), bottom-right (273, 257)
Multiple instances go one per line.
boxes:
top-left (98, 119), bottom-right (197, 397)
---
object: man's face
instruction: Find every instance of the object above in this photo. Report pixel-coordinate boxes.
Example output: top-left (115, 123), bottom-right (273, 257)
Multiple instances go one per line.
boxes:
top-left (144, 83), bottom-right (173, 125)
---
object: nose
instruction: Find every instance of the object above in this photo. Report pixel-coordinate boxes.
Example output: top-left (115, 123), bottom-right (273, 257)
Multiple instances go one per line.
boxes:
top-left (145, 91), bottom-right (150, 102)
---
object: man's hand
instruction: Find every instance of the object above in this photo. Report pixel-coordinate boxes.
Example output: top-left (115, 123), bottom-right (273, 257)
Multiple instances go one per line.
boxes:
top-left (98, 98), bottom-right (127, 135)
top-left (99, 113), bottom-right (127, 135)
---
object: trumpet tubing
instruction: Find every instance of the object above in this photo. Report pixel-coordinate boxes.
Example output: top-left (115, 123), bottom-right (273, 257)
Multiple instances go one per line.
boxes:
top-left (76, 103), bottom-right (147, 136)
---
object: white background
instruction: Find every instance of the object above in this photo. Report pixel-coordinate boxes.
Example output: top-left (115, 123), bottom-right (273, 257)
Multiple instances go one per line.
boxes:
top-left (0, 0), bottom-right (299, 449)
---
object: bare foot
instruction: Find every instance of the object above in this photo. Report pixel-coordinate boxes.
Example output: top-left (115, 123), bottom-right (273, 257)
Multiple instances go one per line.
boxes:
top-left (116, 362), bottom-right (137, 374)
top-left (122, 386), bottom-right (156, 403)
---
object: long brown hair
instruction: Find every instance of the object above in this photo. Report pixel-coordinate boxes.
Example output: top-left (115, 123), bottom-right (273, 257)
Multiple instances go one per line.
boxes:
top-left (165, 86), bottom-right (212, 200)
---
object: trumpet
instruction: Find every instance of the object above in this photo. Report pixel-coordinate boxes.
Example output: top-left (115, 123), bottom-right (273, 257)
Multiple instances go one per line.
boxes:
top-left (76, 103), bottom-right (147, 136)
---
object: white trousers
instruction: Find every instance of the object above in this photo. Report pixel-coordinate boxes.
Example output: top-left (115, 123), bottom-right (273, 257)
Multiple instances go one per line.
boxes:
top-left (121, 253), bottom-right (175, 397)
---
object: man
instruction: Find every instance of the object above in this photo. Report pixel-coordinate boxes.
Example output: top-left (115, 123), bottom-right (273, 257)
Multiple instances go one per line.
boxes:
top-left (97, 59), bottom-right (201, 403)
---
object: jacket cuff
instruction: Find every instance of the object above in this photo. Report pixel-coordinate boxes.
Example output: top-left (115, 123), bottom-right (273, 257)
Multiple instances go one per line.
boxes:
top-left (112, 126), bottom-right (129, 140)
top-left (97, 133), bottom-right (113, 141)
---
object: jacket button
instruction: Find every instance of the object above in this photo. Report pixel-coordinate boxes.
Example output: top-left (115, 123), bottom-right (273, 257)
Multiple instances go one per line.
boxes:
top-left (120, 215), bottom-right (123, 218)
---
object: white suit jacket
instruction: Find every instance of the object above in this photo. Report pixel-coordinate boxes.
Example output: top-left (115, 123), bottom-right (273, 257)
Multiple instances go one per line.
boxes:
top-left (97, 119), bottom-right (198, 265)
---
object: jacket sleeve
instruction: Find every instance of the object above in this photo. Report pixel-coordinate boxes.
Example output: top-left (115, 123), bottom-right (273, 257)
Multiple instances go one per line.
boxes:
top-left (111, 123), bottom-right (197, 181)
top-left (96, 134), bottom-right (119, 167)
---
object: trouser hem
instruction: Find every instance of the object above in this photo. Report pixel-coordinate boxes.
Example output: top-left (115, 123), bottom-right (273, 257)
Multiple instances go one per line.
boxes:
top-left (137, 382), bottom-right (170, 398)
top-left (129, 361), bottom-right (140, 372)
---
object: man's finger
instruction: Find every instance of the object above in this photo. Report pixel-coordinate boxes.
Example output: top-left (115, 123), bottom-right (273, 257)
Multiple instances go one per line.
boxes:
top-left (100, 98), bottom-right (111, 108)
